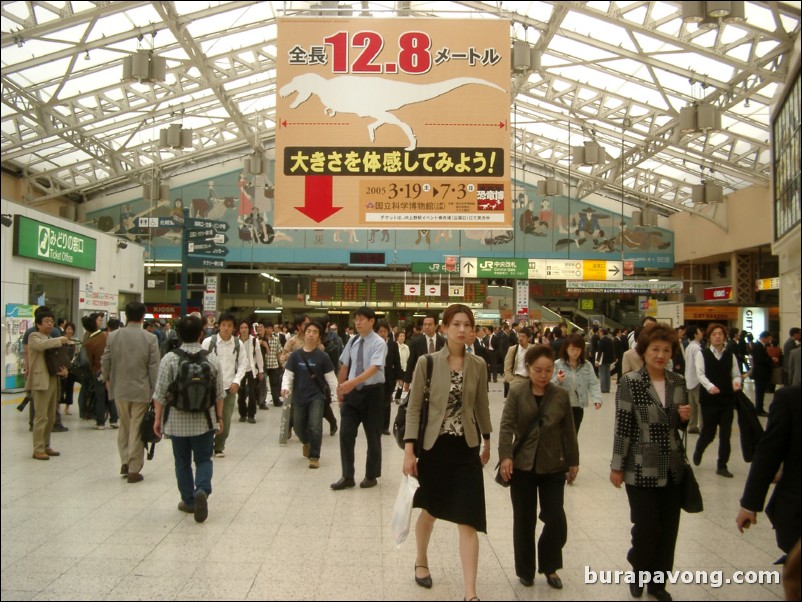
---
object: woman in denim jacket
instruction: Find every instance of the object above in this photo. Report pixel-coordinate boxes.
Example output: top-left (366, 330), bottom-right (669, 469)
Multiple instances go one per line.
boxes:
top-left (552, 334), bottom-right (602, 434)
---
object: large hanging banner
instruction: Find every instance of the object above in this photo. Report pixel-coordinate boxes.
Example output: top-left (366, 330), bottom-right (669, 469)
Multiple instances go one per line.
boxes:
top-left (276, 18), bottom-right (511, 229)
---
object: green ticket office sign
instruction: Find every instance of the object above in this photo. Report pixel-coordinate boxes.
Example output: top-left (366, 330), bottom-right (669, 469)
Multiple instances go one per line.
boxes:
top-left (13, 215), bottom-right (97, 271)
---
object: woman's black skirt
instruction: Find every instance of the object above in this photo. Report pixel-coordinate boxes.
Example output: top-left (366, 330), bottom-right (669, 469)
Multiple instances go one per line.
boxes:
top-left (414, 433), bottom-right (486, 533)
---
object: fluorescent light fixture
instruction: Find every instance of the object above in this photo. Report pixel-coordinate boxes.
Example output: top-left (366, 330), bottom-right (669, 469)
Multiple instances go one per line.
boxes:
top-left (144, 262), bottom-right (183, 268)
top-left (261, 272), bottom-right (280, 282)
top-left (649, 278), bottom-right (659, 282)
top-left (254, 309), bottom-right (282, 314)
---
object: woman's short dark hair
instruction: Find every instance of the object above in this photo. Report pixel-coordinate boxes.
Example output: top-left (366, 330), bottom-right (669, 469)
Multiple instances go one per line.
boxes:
top-left (560, 334), bottom-right (587, 364)
top-left (442, 304), bottom-right (475, 328)
top-left (64, 321), bottom-right (76, 334)
top-left (525, 344), bottom-right (554, 366)
top-left (635, 323), bottom-right (678, 357)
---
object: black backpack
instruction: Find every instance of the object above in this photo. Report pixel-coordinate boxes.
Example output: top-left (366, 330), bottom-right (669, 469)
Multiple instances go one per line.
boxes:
top-left (165, 348), bottom-right (217, 429)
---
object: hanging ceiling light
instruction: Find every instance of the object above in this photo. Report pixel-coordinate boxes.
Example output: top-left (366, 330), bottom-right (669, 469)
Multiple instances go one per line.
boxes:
top-left (681, 1), bottom-right (745, 25)
top-left (571, 141), bottom-right (606, 166)
top-left (143, 178), bottom-right (169, 201)
top-left (537, 177), bottom-right (567, 196)
top-left (244, 152), bottom-right (269, 176)
top-left (679, 102), bottom-right (722, 133)
top-left (159, 123), bottom-right (193, 149)
top-left (691, 182), bottom-right (724, 204)
top-left (122, 49), bottom-right (166, 84)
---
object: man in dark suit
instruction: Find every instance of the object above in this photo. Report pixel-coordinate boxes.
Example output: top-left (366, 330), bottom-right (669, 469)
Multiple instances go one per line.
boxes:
top-left (467, 326), bottom-right (491, 387)
top-left (736, 385), bottom-right (801, 555)
top-left (751, 331), bottom-right (774, 416)
top-left (378, 321), bottom-right (402, 436)
top-left (403, 314), bottom-right (445, 391)
top-left (485, 325), bottom-right (499, 382)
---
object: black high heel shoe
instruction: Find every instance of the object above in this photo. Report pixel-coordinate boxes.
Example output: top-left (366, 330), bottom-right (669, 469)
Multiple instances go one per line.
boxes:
top-left (414, 564), bottom-right (432, 589)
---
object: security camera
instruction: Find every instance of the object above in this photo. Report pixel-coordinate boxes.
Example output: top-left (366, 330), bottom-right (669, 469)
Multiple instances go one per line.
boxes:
top-left (0, 214), bottom-right (12, 228)
top-left (116, 239), bottom-right (128, 250)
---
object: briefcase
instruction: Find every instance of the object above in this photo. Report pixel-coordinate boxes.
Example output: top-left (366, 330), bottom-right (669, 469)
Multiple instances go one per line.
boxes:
top-left (44, 345), bottom-right (71, 376)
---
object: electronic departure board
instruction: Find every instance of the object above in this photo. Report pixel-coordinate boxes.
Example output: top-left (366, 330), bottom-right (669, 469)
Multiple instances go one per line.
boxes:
top-left (309, 280), bottom-right (368, 302)
top-left (310, 279), bottom-right (486, 303)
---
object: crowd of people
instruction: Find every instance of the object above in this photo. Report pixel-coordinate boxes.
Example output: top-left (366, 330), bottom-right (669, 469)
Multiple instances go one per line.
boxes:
top-left (19, 304), bottom-right (800, 600)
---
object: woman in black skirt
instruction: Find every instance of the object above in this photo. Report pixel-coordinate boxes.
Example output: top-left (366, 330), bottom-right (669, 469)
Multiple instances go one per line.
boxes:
top-left (402, 304), bottom-right (492, 602)
top-left (497, 345), bottom-right (579, 589)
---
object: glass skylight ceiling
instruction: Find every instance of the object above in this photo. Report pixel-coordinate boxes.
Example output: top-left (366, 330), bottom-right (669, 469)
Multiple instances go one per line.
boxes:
top-left (1, 1), bottom-right (799, 213)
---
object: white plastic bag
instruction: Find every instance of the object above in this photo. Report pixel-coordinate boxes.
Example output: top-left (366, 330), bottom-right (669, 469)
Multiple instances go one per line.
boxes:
top-left (391, 475), bottom-right (420, 548)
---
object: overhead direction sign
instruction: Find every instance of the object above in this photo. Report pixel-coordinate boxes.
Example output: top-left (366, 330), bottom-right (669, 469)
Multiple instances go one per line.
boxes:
top-left (412, 262), bottom-right (448, 274)
top-left (187, 218), bottom-right (229, 232)
top-left (186, 257), bottom-right (227, 269)
top-left (187, 242), bottom-right (228, 256)
top-left (459, 257), bottom-right (623, 281)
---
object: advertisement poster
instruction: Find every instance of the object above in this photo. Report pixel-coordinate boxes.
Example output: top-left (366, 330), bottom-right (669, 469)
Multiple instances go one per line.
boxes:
top-left (276, 18), bottom-right (510, 229)
top-left (3, 304), bottom-right (36, 391)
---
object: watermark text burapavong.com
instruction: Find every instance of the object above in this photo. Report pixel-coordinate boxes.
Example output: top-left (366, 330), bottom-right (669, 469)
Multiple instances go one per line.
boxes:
top-left (585, 567), bottom-right (780, 589)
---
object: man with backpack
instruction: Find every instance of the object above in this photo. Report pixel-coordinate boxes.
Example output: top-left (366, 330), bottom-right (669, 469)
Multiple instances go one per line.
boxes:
top-left (153, 315), bottom-right (225, 523)
top-left (101, 301), bottom-right (160, 482)
top-left (236, 319), bottom-right (264, 424)
top-left (202, 312), bottom-right (248, 458)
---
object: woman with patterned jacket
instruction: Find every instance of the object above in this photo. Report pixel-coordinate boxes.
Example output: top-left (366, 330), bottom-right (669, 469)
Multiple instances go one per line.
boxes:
top-left (610, 323), bottom-right (691, 602)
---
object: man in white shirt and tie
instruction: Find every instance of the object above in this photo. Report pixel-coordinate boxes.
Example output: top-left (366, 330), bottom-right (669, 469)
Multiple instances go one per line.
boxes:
top-left (332, 307), bottom-right (388, 490)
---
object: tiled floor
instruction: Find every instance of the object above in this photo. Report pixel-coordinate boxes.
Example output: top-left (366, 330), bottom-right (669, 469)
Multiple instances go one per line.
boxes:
top-left (1, 381), bottom-right (786, 601)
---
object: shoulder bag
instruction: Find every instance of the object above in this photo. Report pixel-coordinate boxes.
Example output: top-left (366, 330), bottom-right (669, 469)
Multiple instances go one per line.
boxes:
top-left (393, 355), bottom-right (433, 457)
top-left (680, 430), bottom-right (703, 513)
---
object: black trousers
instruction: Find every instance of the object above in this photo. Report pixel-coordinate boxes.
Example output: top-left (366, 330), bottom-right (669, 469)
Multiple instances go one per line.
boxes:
top-left (266, 368), bottom-right (282, 405)
top-left (488, 353), bottom-right (499, 381)
top-left (571, 406), bottom-right (584, 434)
top-left (625, 478), bottom-right (682, 591)
top-left (382, 383), bottom-right (395, 431)
top-left (510, 470), bottom-right (567, 580)
top-left (753, 376), bottom-right (769, 412)
top-left (339, 384), bottom-right (383, 480)
top-left (324, 399), bottom-right (337, 429)
top-left (237, 373), bottom-right (258, 419)
top-left (694, 401), bottom-right (734, 469)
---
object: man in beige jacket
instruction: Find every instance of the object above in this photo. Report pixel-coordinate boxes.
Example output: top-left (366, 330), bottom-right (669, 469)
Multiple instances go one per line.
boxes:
top-left (102, 301), bottom-right (160, 483)
top-left (26, 308), bottom-right (72, 460)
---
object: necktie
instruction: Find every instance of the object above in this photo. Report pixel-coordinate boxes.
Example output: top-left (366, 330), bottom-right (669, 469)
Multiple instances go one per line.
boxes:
top-left (355, 338), bottom-right (364, 390)
top-left (428, 337), bottom-right (434, 354)
top-left (466, 346), bottom-right (473, 354)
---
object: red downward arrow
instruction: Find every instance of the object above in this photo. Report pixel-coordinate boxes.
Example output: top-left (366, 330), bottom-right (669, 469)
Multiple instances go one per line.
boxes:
top-left (295, 175), bottom-right (343, 223)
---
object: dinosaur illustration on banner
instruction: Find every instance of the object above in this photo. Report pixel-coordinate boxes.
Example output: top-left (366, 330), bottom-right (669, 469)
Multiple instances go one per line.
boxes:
top-left (279, 73), bottom-right (506, 150)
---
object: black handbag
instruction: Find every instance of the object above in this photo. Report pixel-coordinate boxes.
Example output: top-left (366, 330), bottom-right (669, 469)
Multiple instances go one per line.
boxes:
top-left (140, 403), bottom-right (161, 461)
top-left (393, 355), bottom-right (432, 456)
top-left (680, 431), bottom-right (703, 513)
top-left (44, 345), bottom-right (72, 376)
top-left (495, 417), bottom-right (540, 488)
